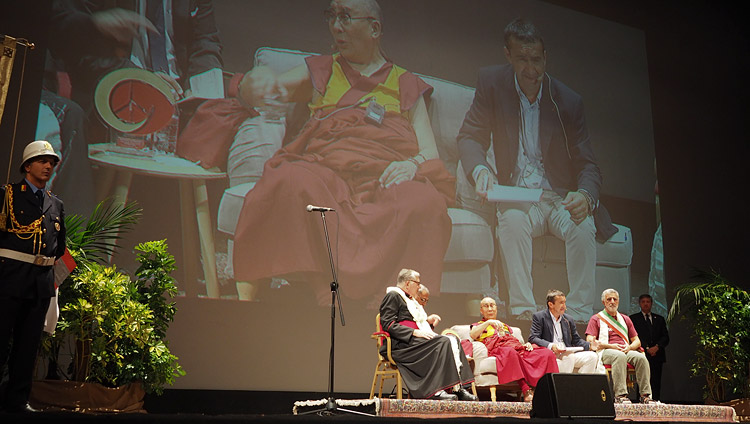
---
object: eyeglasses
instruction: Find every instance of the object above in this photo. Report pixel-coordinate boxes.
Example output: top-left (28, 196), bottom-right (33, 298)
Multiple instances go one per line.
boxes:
top-left (324, 9), bottom-right (376, 26)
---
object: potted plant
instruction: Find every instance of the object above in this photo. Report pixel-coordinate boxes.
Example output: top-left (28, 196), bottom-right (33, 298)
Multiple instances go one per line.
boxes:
top-left (668, 269), bottom-right (750, 415)
top-left (31, 200), bottom-right (185, 412)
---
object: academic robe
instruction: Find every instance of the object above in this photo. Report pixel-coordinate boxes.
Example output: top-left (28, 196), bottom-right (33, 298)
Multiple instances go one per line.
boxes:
top-left (379, 290), bottom-right (474, 398)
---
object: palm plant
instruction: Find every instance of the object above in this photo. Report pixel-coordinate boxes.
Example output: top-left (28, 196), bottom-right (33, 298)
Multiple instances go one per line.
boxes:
top-left (668, 269), bottom-right (750, 402)
top-left (64, 198), bottom-right (142, 265)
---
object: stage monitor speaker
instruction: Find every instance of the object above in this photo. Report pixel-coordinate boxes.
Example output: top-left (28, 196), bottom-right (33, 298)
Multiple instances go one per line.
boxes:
top-left (530, 373), bottom-right (615, 419)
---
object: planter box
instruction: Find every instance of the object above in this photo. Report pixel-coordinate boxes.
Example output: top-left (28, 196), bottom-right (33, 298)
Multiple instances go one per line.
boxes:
top-left (29, 380), bottom-right (145, 413)
top-left (722, 398), bottom-right (750, 422)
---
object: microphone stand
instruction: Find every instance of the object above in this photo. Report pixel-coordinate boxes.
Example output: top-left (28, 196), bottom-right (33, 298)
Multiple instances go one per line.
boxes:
top-left (299, 210), bottom-right (373, 417)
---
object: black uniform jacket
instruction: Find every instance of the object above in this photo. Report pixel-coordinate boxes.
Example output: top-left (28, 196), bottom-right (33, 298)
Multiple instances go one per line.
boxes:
top-left (0, 181), bottom-right (66, 299)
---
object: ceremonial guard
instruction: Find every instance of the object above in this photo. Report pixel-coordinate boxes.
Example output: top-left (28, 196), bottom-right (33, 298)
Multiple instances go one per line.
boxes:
top-left (1, 140), bottom-right (66, 413)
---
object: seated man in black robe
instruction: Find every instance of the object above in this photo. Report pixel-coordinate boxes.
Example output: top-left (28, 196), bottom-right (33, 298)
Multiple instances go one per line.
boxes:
top-left (379, 268), bottom-right (476, 401)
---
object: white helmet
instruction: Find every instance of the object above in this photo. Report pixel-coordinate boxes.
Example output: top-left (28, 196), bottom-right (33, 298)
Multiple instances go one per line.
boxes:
top-left (20, 140), bottom-right (60, 173)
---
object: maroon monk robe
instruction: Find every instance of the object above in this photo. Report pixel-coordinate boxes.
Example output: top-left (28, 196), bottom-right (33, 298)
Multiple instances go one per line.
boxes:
top-left (474, 321), bottom-right (559, 387)
top-left (232, 107), bottom-right (455, 304)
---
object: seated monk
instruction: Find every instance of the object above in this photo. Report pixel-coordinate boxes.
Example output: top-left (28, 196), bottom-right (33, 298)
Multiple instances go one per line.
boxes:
top-left (380, 269), bottom-right (476, 400)
top-left (231, 0), bottom-right (455, 304)
top-left (470, 297), bottom-right (559, 402)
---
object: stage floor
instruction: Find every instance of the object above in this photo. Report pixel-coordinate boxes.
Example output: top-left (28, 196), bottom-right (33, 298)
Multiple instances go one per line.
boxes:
top-left (4, 391), bottom-right (740, 424)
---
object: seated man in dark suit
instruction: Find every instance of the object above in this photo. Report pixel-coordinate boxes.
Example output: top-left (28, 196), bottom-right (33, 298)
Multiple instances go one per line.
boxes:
top-left (529, 289), bottom-right (601, 373)
top-left (629, 294), bottom-right (669, 400)
top-left (456, 17), bottom-right (617, 323)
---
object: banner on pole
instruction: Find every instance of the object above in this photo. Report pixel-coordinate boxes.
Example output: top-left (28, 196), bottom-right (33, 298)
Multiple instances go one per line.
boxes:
top-left (0, 35), bottom-right (18, 126)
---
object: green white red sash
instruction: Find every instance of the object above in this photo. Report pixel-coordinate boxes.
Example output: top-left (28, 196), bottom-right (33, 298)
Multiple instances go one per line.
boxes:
top-left (597, 310), bottom-right (628, 343)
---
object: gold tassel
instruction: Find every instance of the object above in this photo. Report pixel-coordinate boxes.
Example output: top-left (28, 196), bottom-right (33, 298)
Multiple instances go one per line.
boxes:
top-left (0, 184), bottom-right (9, 232)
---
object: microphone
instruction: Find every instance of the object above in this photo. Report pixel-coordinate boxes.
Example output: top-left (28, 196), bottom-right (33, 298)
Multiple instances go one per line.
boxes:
top-left (306, 204), bottom-right (335, 212)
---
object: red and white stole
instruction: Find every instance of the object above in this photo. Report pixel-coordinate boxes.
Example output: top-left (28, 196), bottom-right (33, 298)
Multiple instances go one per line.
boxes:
top-left (386, 286), bottom-right (431, 333)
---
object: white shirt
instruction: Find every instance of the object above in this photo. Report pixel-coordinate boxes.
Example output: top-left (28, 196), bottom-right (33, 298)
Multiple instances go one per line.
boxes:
top-left (512, 74), bottom-right (551, 191)
top-left (549, 310), bottom-right (564, 349)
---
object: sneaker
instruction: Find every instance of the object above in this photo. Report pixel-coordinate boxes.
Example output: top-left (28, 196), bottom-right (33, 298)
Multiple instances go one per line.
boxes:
top-left (614, 396), bottom-right (632, 404)
top-left (640, 395), bottom-right (660, 404)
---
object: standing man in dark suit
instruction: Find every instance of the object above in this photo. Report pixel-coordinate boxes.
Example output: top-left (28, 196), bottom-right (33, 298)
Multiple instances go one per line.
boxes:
top-left (0, 140), bottom-right (67, 413)
top-left (457, 18), bottom-right (617, 323)
top-left (629, 294), bottom-right (669, 400)
top-left (529, 289), bottom-right (600, 373)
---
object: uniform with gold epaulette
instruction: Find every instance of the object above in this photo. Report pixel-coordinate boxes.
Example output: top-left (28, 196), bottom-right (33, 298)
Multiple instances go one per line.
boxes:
top-left (0, 181), bottom-right (66, 299)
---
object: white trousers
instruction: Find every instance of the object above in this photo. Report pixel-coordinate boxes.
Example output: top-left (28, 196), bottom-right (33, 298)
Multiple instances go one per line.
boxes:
top-left (496, 191), bottom-right (597, 322)
top-left (556, 350), bottom-right (601, 374)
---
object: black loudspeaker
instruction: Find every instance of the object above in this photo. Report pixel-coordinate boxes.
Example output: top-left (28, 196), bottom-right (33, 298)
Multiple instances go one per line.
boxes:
top-left (530, 373), bottom-right (615, 419)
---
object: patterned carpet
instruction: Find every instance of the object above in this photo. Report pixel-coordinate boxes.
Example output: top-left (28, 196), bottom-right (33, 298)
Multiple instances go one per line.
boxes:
top-left (378, 398), bottom-right (738, 421)
top-left (293, 398), bottom-right (738, 422)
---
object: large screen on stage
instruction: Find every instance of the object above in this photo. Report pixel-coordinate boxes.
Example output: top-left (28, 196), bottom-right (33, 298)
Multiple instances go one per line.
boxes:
top-left (35, 0), bottom-right (662, 392)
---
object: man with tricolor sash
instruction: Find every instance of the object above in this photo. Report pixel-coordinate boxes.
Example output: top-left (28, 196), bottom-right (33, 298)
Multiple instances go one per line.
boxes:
top-left (584, 288), bottom-right (656, 404)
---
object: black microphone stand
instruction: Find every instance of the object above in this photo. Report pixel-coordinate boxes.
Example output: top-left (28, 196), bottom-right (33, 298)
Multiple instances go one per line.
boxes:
top-left (299, 210), bottom-right (374, 417)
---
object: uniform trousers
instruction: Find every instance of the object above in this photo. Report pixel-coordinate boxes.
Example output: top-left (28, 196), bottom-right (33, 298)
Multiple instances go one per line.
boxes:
top-left (0, 296), bottom-right (51, 409)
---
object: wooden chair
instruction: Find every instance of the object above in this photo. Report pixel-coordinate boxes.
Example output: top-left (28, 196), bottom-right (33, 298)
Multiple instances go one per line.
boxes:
top-left (369, 313), bottom-right (406, 399)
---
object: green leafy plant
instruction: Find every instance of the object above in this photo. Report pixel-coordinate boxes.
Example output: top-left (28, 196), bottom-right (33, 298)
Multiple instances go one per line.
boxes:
top-left (40, 199), bottom-right (185, 395)
top-left (668, 269), bottom-right (750, 402)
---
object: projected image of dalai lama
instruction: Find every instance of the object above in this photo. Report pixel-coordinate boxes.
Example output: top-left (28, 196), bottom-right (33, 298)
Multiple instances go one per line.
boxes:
top-left (232, 0), bottom-right (455, 304)
top-left (379, 269), bottom-right (476, 400)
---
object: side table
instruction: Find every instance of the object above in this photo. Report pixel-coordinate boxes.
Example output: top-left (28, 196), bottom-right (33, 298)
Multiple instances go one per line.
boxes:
top-left (88, 144), bottom-right (226, 298)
